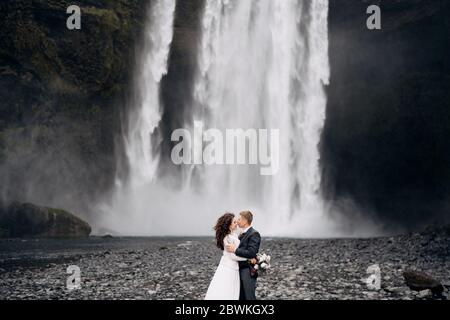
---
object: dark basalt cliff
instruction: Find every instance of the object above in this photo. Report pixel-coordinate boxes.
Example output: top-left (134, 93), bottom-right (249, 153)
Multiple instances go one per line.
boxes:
top-left (0, 0), bottom-right (448, 230)
top-left (322, 0), bottom-right (450, 228)
top-left (0, 0), bottom-right (148, 216)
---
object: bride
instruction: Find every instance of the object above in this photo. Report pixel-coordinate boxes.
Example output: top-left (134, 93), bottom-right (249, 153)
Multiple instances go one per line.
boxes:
top-left (205, 213), bottom-right (248, 300)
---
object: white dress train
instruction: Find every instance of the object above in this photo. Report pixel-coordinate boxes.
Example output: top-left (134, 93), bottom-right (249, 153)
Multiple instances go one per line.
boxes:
top-left (205, 232), bottom-right (246, 300)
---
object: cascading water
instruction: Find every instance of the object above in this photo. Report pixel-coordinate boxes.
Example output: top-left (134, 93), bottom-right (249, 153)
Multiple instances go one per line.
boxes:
top-left (97, 0), bottom-right (177, 234)
top-left (101, 0), bottom-right (347, 237)
top-left (185, 0), bottom-right (337, 236)
top-left (125, 0), bottom-right (176, 187)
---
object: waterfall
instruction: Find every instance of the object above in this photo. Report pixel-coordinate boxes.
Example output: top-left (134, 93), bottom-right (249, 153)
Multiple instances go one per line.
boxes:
top-left (98, 0), bottom-right (177, 234)
top-left (187, 0), bottom-right (334, 236)
top-left (101, 0), bottom-right (344, 237)
top-left (124, 0), bottom-right (176, 187)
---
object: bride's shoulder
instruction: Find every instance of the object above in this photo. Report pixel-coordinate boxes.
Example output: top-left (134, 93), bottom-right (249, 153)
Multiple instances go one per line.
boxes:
top-left (223, 233), bottom-right (234, 241)
top-left (226, 232), bottom-right (240, 242)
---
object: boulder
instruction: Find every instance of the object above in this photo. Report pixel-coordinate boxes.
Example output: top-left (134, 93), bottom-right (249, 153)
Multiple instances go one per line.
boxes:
top-left (0, 202), bottom-right (91, 238)
top-left (403, 270), bottom-right (444, 296)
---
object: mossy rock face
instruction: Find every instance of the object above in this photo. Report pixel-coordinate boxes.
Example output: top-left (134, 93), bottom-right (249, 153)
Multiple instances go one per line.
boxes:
top-left (0, 1), bottom-right (148, 214)
top-left (0, 202), bottom-right (91, 238)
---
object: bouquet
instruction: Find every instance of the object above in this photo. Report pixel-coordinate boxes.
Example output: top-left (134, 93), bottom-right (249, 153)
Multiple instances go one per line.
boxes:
top-left (254, 253), bottom-right (271, 272)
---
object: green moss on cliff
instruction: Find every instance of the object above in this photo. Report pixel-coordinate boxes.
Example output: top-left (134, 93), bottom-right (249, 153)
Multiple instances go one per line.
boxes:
top-left (0, 202), bottom-right (92, 238)
top-left (0, 0), bottom-right (148, 214)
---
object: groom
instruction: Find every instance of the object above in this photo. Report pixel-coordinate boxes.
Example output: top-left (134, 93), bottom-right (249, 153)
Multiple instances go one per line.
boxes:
top-left (225, 211), bottom-right (261, 300)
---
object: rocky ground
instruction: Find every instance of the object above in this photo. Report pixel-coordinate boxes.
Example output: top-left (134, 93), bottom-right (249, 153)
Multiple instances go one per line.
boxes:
top-left (0, 228), bottom-right (449, 300)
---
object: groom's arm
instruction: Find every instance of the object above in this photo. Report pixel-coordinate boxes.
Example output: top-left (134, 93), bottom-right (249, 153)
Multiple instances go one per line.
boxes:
top-left (234, 232), bottom-right (261, 259)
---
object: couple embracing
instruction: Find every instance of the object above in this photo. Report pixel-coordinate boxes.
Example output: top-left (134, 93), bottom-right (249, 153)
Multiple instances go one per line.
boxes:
top-left (205, 211), bottom-right (261, 300)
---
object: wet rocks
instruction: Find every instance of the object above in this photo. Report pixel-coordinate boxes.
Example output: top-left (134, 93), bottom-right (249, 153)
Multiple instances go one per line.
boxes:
top-left (403, 270), bottom-right (444, 296)
top-left (0, 230), bottom-right (448, 300)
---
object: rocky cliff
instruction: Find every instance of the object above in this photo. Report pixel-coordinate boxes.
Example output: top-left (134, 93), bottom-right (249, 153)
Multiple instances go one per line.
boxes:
top-left (0, 0), bottom-right (148, 217)
top-left (322, 0), bottom-right (450, 229)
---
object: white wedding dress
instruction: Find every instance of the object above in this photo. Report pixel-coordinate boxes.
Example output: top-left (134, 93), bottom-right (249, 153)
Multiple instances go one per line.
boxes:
top-left (205, 232), bottom-right (247, 300)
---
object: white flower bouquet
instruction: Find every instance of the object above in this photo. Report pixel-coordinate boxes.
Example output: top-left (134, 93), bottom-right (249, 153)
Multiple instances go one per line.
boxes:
top-left (254, 253), bottom-right (271, 272)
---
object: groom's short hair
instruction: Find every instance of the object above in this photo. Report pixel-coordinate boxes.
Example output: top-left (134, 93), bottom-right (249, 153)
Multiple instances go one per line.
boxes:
top-left (240, 211), bottom-right (253, 225)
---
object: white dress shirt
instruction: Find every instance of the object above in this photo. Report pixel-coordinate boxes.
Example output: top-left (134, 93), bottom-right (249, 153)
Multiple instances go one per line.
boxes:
top-left (241, 226), bottom-right (251, 235)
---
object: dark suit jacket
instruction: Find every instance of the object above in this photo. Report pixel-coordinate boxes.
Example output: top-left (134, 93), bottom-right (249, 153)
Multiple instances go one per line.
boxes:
top-left (235, 227), bottom-right (261, 270)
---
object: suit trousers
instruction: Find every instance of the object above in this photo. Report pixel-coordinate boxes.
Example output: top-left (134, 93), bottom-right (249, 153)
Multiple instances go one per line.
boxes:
top-left (239, 267), bottom-right (257, 300)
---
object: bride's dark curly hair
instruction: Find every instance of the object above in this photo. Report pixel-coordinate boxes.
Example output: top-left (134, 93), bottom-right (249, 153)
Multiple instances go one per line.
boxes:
top-left (214, 213), bottom-right (235, 250)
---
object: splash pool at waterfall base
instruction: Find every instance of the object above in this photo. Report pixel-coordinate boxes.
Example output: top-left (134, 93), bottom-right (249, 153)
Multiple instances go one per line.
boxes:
top-left (1, 230), bottom-right (449, 300)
